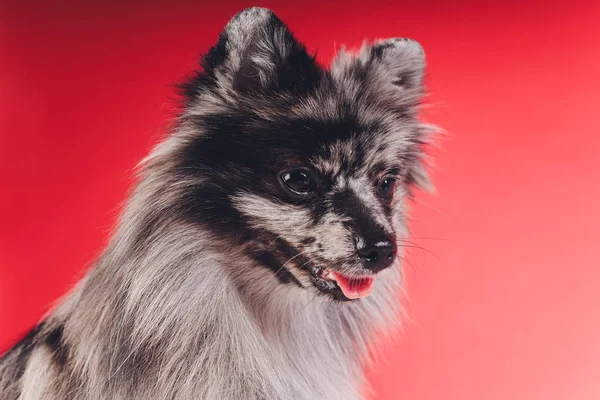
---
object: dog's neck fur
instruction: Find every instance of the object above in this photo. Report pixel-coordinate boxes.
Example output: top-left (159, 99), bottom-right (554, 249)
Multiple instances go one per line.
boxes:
top-left (39, 150), bottom-right (401, 399)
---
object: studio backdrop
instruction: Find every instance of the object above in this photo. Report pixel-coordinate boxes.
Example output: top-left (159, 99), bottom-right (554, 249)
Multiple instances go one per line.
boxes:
top-left (1, 1), bottom-right (599, 399)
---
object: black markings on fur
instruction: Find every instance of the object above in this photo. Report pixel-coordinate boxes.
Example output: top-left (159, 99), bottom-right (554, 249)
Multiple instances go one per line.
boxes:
top-left (180, 10), bottom-right (323, 104)
top-left (233, 55), bottom-right (264, 94)
top-left (308, 200), bottom-right (329, 225)
top-left (176, 110), bottom-right (376, 238)
top-left (252, 251), bottom-right (302, 287)
top-left (371, 40), bottom-right (400, 59)
top-left (231, 13), bottom-right (323, 95)
top-left (45, 325), bottom-right (69, 367)
top-left (164, 9), bottom-right (422, 305)
top-left (0, 323), bottom-right (44, 385)
top-left (300, 237), bottom-right (316, 245)
top-left (372, 44), bottom-right (390, 59)
top-left (179, 184), bottom-right (255, 245)
top-left (243, 233), bottom-right (305, 288)
top-left (177, 31), bottom-right (229, 105)
top-left (332, 190), bottom-right (388, 240)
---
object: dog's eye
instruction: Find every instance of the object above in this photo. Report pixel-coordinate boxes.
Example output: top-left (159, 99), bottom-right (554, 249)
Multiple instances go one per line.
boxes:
top-left (377, 177), bottom-right (396, 200)
top-left (281, 170), bottom-right (315, 194)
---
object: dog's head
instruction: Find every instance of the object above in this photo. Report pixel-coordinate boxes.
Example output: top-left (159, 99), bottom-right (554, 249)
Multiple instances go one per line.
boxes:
top-left (167, 8), bottom-right (431, 301)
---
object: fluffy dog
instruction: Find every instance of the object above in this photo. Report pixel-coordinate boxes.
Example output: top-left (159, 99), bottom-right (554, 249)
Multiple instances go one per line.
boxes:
top-left (0, 7), bottom-right (433, 400)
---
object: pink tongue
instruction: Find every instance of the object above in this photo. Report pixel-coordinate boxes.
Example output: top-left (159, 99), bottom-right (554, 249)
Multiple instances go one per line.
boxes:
top-left (332, 272), bottom-right (375, 299)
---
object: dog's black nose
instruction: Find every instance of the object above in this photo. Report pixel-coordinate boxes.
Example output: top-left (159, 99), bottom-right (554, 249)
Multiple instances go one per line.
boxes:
top-left (355, 236), bottom-right (397, 273)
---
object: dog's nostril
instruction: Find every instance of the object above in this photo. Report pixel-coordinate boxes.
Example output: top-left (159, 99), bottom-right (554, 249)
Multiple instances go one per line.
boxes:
top-left (356, 237), bottom-right (396, 272)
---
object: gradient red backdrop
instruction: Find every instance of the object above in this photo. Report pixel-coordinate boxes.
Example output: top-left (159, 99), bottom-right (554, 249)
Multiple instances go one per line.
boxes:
top-left (2, 1), bottom-right (599, 399)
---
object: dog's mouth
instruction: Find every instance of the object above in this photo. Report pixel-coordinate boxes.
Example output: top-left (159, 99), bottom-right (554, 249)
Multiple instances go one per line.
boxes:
top-left (308, 266), bottom-right (375, 301)
top-left (265, 238), bottom-right (376, 301)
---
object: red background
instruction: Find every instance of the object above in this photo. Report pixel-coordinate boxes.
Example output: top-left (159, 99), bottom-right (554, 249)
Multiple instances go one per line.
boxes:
top-left (1, 1), bottom-right (599, 399)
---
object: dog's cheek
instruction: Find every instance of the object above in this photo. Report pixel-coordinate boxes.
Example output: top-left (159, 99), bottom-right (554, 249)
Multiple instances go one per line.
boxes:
top-left (310, 213), bottom-right (355, 262)
top-left (230, 192), bottom-right (314, 247)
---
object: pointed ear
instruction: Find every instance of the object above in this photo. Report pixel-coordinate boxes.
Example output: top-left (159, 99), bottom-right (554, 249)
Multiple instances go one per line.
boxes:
top-left (365, 38), bottom-right (426, 90)
top-left (333, 38), bottom-right (426, 108)
top-left (203, 8), bottom-right (322, 96)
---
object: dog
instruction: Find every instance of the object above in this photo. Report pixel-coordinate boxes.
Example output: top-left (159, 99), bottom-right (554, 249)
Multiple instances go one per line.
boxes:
top-left (0, 7), bottom-right (433, 400)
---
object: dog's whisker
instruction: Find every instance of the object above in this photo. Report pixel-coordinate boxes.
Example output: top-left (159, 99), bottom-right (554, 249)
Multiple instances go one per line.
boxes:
top-left (271, 249), bottom-right (313, 278)
top-left (396, 239), bottom-right (444, 267)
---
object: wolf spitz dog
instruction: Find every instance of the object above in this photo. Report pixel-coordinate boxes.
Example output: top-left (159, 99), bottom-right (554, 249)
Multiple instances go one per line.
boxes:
top-left (0, 7), bottom-right (434, 400)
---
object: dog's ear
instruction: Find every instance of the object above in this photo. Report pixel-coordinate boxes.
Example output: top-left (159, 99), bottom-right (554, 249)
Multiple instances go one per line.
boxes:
top-left (366, 38), bottom-right (425, 91)
top-left (201, 7), bottom-right (322, 96)
top-left (333, 38), bottom-right (425, 108)
top-left (333, 39), bottom-right (432, 193)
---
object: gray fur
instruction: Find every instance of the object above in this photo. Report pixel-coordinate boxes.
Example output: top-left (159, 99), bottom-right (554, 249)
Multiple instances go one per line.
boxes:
top-left (0, 7), bottom-right (433, 400)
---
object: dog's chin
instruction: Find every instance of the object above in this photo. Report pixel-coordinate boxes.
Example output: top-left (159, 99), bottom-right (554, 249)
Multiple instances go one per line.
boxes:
top-left (304, 265), bottom-right (376, 302)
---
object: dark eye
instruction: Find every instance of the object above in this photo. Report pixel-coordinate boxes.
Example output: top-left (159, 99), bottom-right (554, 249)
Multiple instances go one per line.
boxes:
top-left (281, 170), bottom-right (315, 194)
top-left (377, 177), bottom-right (396, 200)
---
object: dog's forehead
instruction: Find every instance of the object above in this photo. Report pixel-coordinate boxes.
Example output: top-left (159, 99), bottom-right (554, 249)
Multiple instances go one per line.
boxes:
top-left (310, 128), bottom-right (408, 179)
top-left (286, 80), bottom-right (417, 178)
